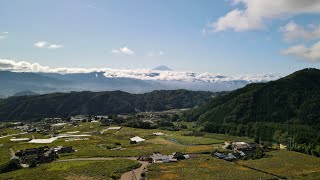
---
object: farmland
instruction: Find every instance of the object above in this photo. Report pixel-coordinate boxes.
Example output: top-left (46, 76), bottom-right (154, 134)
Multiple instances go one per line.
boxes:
top-left (147, 155), bottom-right (276, 180)
top-left (238, 150), bottom-right (320, 179)
top-left (1, 121), bottom-right (320, 179)
top-left (0, 159), bottom-right (140, 180)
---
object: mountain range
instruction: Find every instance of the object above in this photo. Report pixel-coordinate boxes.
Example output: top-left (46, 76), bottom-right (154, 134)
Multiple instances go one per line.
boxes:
top-left (0, 89), bottom-right (217, 121)
top-left (0, 69), bottom-right (278, 98)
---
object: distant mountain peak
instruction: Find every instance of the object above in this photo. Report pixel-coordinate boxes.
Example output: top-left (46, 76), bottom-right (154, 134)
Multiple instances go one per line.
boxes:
top-left (152, 65), bottom-right (172, 71)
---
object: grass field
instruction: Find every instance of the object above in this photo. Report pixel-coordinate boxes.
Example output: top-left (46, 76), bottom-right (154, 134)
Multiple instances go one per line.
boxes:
top-left (147, 155), bottom-right (276, 180)
top-left (238, 150), bottom-right (320, 179)
top-left (0, 159), bottom-right (140, 180)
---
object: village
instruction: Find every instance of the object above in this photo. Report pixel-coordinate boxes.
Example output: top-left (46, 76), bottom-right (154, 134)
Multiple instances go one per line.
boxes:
top-left (0, 111), bottom-right (300, 180)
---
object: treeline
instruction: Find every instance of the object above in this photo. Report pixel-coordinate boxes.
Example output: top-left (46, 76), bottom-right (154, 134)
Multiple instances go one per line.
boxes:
top-left (202, 122), bottom-right (320, 156)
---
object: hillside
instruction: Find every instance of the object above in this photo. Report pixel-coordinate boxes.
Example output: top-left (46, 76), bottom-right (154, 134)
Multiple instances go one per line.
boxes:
top-left (184, 68), bottom-right (320, 126)
top-left (0, 90), bottom-right (215, 121)
top-left (13, 91), bottom-right (39, 97)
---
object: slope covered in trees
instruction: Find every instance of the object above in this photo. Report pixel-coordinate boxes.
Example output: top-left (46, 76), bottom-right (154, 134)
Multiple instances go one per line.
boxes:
top-left (182, 68), bottom-right (320, 156)
top-left (0, 90), bottom-right (215, 121)
top-left (185, 68), bottom-right (320, 126)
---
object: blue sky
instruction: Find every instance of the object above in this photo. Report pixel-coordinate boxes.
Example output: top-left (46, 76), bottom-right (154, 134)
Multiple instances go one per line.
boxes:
top-left (1, 0), bottom-right (320, 75)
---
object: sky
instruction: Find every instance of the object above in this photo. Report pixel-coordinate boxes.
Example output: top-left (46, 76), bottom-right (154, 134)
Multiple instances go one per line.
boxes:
top-left (1, 0), bottom-right (320, 75)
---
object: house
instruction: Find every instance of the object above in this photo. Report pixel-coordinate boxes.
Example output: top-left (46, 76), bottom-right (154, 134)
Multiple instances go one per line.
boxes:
top-left (224, 153), bottom-right (237, 161)
top-left (130, 136), bottom-right (146, 143)
top-left (152, 132), bottom-right (165, 136)
top-left (54, 146), bottom-right (76, 153)
top-left (222, 142), bottom-right (232, 149)
top-left (233, 142), bottom-right (250, 151)
top-left (15, 146), bottom-right (57, 166)
top-left (173, 152), bottom-right (185, 160)
top-left (213, 152), bottom-right (227, 159)
top-left (151, 153), bottom-right (175, 163)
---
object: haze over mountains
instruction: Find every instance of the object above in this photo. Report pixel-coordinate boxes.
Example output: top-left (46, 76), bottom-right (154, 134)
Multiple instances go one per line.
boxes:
top-left (0, 59), bottom-right (280, 97)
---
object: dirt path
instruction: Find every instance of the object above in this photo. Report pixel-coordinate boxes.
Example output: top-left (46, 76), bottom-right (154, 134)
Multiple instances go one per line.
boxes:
top-left (120, 161), bottom-right (149, 180)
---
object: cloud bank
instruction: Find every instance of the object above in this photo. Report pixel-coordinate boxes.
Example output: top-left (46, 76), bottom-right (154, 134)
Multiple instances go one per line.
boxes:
top-left (0, 59), bottom-right (280, 83)
top-left (211, 0), bottom-right (320, 32)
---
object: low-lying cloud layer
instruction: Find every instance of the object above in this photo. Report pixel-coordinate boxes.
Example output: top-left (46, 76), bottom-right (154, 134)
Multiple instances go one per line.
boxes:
top-left (0, 59), bottom-right (280, 83)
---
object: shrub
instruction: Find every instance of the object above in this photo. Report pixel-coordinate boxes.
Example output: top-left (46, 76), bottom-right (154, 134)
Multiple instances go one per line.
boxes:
top-left (0, 159), bottom-right (21, 173)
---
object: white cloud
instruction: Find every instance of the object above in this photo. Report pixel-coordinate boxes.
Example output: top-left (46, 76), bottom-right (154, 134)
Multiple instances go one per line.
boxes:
top-left (34, 41), bottom-right (48, 48)
top-left (34, 41), bottom-right (63, 49)
top-left (111, 46), bottom-right (134, 55)
top-left (211, 0), bottom-right (320, 32)
top-left (283, 41), bottom-right (320, 62)
top-left (0, 59), bottom-right (280, 83)
top-left (280, 21), bottom-right (320, 41)
top-left (48, 44), bottom-right (63, 49)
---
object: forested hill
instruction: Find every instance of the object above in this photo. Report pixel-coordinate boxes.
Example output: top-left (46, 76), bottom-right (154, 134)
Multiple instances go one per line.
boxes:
top-left (184, 68), bottom-right (320, 126)
top-left (0, 90), bottom-right (216, 121)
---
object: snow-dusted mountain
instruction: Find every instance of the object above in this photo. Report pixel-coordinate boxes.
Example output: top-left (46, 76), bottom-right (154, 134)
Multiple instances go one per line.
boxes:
top-left (152, 65), bottom-right (173, 71)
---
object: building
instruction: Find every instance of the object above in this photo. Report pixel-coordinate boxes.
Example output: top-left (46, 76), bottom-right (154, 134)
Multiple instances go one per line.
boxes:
top-left (213, 152), bottom-right (227, 159)
top-left (15, 146), bottom-right (57, 166)
top-left (107, 127), bottom-right (122, 130)
top-left (151, 153), bottom-right (175, 163)
top-left (54, 146), bottom-right (76, 153)
top-left (130, 136), bottom-right (146, 143)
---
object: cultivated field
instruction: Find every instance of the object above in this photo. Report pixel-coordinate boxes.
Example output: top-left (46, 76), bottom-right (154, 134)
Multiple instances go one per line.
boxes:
top-left (0, 159), bottom-right (140, 180)
top-left (1, 122), bottom-right (320, 179)
top-left (147, 155), bottom-right (276, 180)
top-left (238, 150), bottom-right (320, 179)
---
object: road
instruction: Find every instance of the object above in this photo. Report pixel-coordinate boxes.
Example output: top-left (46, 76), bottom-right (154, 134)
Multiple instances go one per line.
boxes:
top-left (120, 161), bottom-right (149, 180)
